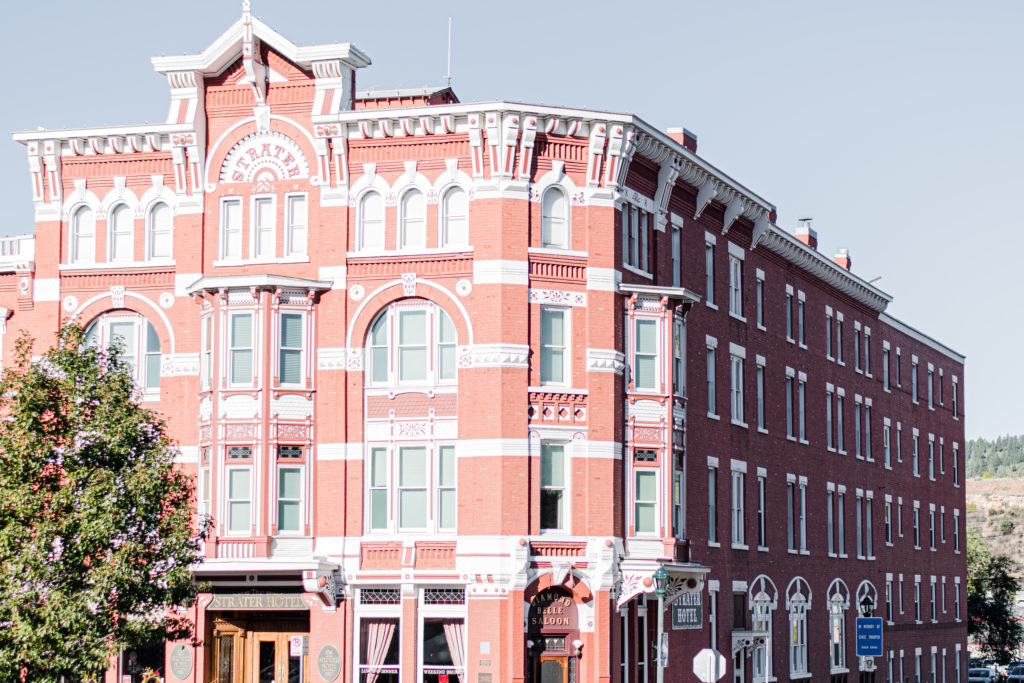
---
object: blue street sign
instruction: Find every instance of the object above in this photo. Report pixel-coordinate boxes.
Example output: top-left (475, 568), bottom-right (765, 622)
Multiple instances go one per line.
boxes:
top-left (856, 617), bottom-right (884, 657)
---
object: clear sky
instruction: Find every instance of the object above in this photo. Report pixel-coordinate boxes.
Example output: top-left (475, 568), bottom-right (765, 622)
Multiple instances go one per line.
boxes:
top-left (1, 0), bottom-right (1018, 439)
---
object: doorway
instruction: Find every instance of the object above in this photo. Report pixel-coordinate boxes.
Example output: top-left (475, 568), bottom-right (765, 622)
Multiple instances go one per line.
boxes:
top-left (534, 656), bottom-right (567, 683)
top-left (208, 614), bottom-right (309, 683)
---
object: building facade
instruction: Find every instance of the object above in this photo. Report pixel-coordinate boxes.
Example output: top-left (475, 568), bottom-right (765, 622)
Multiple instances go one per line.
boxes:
top-left (2, 7), bottom-right (966, 683)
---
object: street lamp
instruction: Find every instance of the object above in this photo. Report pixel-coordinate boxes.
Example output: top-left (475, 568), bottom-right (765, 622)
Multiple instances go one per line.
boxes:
top-left (653, 566), bottom-right (669, 683)
top-left (859, 595), bottom-right (875, 618)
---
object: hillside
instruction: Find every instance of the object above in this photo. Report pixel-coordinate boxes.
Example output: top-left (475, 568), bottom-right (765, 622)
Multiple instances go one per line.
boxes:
top-left (967, 435), bottom-right (1024, 478)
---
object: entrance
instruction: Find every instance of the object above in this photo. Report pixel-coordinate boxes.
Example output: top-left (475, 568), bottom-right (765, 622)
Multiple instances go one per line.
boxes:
top-left (208, 614), bottom-right (309, 683)
top-left (533, 656), bottom-right (568, 683)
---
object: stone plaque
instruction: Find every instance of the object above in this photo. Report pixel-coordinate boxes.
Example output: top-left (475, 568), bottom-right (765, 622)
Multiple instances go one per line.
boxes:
top-left (169, 644), bottom-right (192, 679)
top-left (207, 593), bottom-right (307, 611)
top-left (478, 675), bottom-right (493, 683)
top-left (317, 645), bottom-right (342, 682)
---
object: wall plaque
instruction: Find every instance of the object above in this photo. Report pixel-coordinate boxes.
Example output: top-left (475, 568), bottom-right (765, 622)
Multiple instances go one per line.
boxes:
top-left (207, 593), bottom-right (307, 611)
top-left (317, 645), bottom-right (342, 682)
top-left (168, 644), bottom-right (192, 679)
top-left (528, 588), bottom-right (578, 632)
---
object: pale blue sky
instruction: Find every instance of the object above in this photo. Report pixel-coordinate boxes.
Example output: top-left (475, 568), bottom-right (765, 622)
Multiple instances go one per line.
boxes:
top-left (1, 1), bottom-right (1018, 439)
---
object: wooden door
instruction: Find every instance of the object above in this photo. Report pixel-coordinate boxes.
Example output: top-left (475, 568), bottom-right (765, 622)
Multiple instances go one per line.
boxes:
top-left (534, 656), bottom-right (567, 683)
top-left (249, 632), bottom-right (307, 683)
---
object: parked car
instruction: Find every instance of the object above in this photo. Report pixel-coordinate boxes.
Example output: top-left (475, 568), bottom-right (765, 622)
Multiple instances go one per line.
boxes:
top-left (970, 668), bottom-right (1000, 683)
top-left (1005, 665), bottom-right (1024, 683)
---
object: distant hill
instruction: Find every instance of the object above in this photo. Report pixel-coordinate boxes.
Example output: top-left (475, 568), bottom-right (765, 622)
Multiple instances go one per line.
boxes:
top-left (967, 435), bottom-right (1024, 478)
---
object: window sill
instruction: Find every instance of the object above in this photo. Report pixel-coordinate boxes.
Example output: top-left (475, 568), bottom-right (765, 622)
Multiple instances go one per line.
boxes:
top-left (800, 549), bottom-right (809, 555)
top-left (708, 541), bottom-right (721, 548)
top-left (530, 246), bottom-right (588, 258)
top-left (348, 246), bottom-right (473, 258)
top-left (856, 454), bottom-right (865, 461)
top-left (798, 343), bottom-right (807, 350)
top-left (838, 449), bottom-right (847, 455)
top-left (213, 257), bottom-right (310, 267)
top-left (707, 412), bottom-right (720, 421)
top-left (837, 360), bottom-right (846, 367)
top-left (826, 354), bottom-right (834, 362)
top-left (855, 368), bottom-right (863, 375)
top-left (886, 542), bottom-right (893, 547)
top-left (731, 543), bottom-right (749, 550)
top-left (831, 668), bottom-right (850, 675)
top-left (622, 263), bottom-right (653, 280)
top-left (884, 387), bottom-right (891, 394)
top-left (929, 406), bottom-right (935, 412)
top-left (799, 439), bottom-right (809, 446)
top-left (731, 419), bottom-right (748, 429)
top-left (865, 373), bottom-right (873, 379)
top-left (828, 552), bottom-right (837, 558)
top-left (729, 312), bottom-right (747, 323)
top-left (758, 427), bottom-right (769, 435)
top-left (787, 548), bottom-right (799, 555)
top-left (531, 385), bottom-right (588, 394)
top-left (757, 323), bottom-right (767, 332)
top-left (790, 673), bottom-right (813, 680)
top-left (884, 464), bottom-right (892, 471)
top-left (839, 553), bottom-right (848, 559)
top-left (786, 435), bottom-right (797, 442)
top-left (786, 337), bottom-right (795, 344)
top-left (60, 259), bottom-right (176, 271)
top-left (705, 301), bottom-right (718, 311)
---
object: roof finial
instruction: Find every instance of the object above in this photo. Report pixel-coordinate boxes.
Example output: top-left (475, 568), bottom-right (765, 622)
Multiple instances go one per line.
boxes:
top-left (243, 0), bottom-right (251, 21)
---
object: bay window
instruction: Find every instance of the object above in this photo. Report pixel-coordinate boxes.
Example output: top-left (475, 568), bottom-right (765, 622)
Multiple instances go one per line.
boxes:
top-left (635, 469), bottom-right (657, 534)
top-left (229, 313), bottom-right (254, 385)
top-left (276, 466), bottom-right (302, 533)
top-left (278, 312), bottom-right (303, 386)
top-left (633, 318), bottom-right (658, 391)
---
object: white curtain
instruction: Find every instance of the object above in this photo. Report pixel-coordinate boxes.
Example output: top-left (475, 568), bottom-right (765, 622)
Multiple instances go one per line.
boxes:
top-left (443, 620), bottom-right (465, 683)
top-left (365, 620), bottom-right (396, 683)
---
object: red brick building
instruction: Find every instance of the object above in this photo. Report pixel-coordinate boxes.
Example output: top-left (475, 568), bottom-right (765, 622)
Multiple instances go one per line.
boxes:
top-left (3, 6), bottom-right (965, 683)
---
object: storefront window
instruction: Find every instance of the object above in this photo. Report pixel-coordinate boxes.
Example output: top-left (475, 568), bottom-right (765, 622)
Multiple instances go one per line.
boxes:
top-left (422, 618), bottom-right (465, 683)
top-left (360, 618), bottom-right (400, 683)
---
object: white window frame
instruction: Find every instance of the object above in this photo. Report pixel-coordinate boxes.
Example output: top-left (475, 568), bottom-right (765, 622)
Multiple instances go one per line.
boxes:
top-left (220, 196), bottom-right (243, 260)
top-left (225, 465), bottom-right (253, 536)
top-left (146, 201), bottom-right (173, 261)
top-left (756, 355), bottom-right (766, 433)
top-left (730, 344), bottom-right (746, 427)
top-left (250, 194), bottom-right (277, 260)
top-left (275, 463), bottom-right (304, 535)
top-left (439, 185), bottom-right (469, 247)
top-left (633, 316), bottom-right (660, 393)
top-left (228, 311), bottom-right (255, 387)
top-left (277, 311), bottom-right (305, 387)
top-left (755, 268), bottom-right (766, 330)
top-left (108, 202), bottom-right (134, 263)
top-left (284, 192), bottom-right (308, 257)
top-left (541, 441), bottom-right (568, 533)
top-left (704, 234), bottom-right (716, 308)
top-left (399, 188), bottom-right (427, 250)
top-left (541, 306), bottom-right (569, 387)
top-left (728, 242), bottom-right (745, 320)
top-left (731, 461), bottom-right (746, 549)
top-left (358, 190), bottom-right (385, 251)
top-left (70, 204), bottom-right (97, 264)
top-left (541, 186), bottom-right (569, 249)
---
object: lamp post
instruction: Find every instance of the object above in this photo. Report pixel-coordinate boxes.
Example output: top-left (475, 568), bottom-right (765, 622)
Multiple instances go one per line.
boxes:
top-left (860, 595), bottom-right (875, 618)
top-left (653, 566), bottom-right (669, 683)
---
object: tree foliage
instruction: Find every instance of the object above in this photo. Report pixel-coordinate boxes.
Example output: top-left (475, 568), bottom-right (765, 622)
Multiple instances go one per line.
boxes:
top-left (0, 326), bottom-right (208, 681)
top-left (967, 527), bottom-right (1023, 664)
top-left (967, 434), bottom-right (1024, 478)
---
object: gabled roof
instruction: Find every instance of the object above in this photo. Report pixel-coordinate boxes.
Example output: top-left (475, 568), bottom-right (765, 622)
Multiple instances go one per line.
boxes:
top-left (151, 5), bottom-right (370, 77)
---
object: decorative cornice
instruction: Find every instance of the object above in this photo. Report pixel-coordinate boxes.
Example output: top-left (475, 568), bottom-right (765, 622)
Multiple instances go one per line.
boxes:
top-left (469, 343), bottom-right (530, 369)
top-left (586, 348), bottom-right (625, 375)
top-left (756, 226), bottom-right (892, 312)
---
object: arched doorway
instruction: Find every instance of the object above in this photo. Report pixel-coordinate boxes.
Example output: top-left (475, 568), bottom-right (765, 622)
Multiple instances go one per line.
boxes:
top-left (527, 587), bottom-right (579, 683)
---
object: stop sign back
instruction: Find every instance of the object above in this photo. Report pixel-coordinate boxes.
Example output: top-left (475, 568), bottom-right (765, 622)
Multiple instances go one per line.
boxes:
top-left (693, 648), bottom-right (728, 683)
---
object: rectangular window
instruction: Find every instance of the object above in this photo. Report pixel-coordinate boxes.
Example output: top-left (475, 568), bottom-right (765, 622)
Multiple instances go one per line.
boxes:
top-left (729, 255), bottom-right (743, 317)
top-left (884, 422), bottom-right (892, 468)
top-left (540, 308), bottom-right (566, 385)
top-left (897, 423), bottom-right (903, 462)
top-left (437, 445), bottom-right (456, 531)
top-left (359, 618), bottom-right (399, 681)
top-left (398, 446), bottom-right (428, 529)
top-left (635, 470), bottom-right (657, 534)
top-left (708, 465), bottom-right (718, 544)
top-left (913, 433), bottom-right (920, 476)
top-left (886, 579), bottom-right (894, 622)
top-left (279, 313), bottom-right (303, 386)
top-left (541, 443), bottom-right (566, 531)
top-left (883, 346), bottom-right (890, 390)
top-left (756, 358), bottom-right (766, 431)
top-left (915, 580), bottom-right (921, 622)
top-left (952, 377), bottom-right (959, 418)
top-left (785, 288), bottom-right (794, 341)
top-left (866, 495), bottom-right (874, 557)
top-left (837, 490), bottom-right (846, 556)
top-left (798, 479), bottom-right (807, 551)
top-left (438, 313), bottom-right (456, 381)
top-left (836, 391), bottom-right (845, 452)
top-left (885, 500), bottom-right (893, 544)
top-left (705, 242), bottom-right (715, 306)
top-left (634, 318), bottom-right (658, 391)
top-left (854, 325), bottom-right (862, 371)
top-left (939, 370), bottom-right (944, 404)
top-left (953, 444), bottom-right (960, 486)
top-left (898, 499), bottom-right (904, 538)
top-left (252, 195), bottom-right (275, 259)
top-left (756, 271), bottom-right (765, 329)
top-left (786, 374), bottom-right (794, 439)
top-left (912, 359), bottom-right (919, 402)
top-left (798, 375), bottom-right (806, 441)
top-left (856, 493), bottom-right (864, 558)
top-left (757, 472), bottom-right (767, 548)
top-left (928, 367), bottom-right (935, 409)
top-left (277, 466), bottom-right (302, 533)
top-left (865, 403), bottom-right (872, 461)
top-left (787, 480), bottom-right (796, 551)
top-left (730, 354), bottom-right (744, 424)
top-left (797, 293), bottom-right (805, 345)
top-left (864, 328), bottom-right (871, 375)
top-left (369, 447), bottom-right (388, 530)
top-left (398, 310), bottom-right (428, 383)
top-left (731, 470), bottom-right (745, 546)
top-left (826, 390), bottom-right (835, 451)
top-left (285, 194), bottom-right (308, 257)
top-left (707, 344), bottom-right (717, 416)
top-left (227, 467), bottom-right (251, 534)
top-left (229, 313), bottom-right (253, 385)
top-left (673, 319), bottom-right (684, 396)
top-left (220, 197), bottom-right (243, 260)
top-left (929, 438), bottom-right (935, 480)
top-left (896, 348), bottom-right (902, 386)
top-left (836, 314), bottom-right (844, 364)
top-left (899, 576), bottom-right (905, 614)
top-left (826, 308), bottom-right (833, 358)
top-left (953, 511), bottom-right (960, 552)
top-left (201, 316), bottom-right (213, 391)
top-left (827, 489), bottom-right (835, 555)
top-left (914, 506), bottom-right (921, 548)
top-left (671, 224), bottom-right (681, 287)
top-left (855, 400), bottom-right (862, 457)
top-left (930, 510), bottom-right (936, 549)
top-left (955, 581), bottom-right (961, 619)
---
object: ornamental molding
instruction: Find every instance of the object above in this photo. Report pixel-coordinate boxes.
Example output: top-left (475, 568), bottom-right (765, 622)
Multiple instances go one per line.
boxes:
top-left (754, 226), bottom-right (891, 313)
top-left (317, 347), bottom-right (348, 370)
top-left (529, 288), bottom-right (586, 307)
top-left (586, 348), bottom-right (625, 374)
top-left (469, 344), bottom-right (530, 369)
top-left (162, 353), bottom-right (200, 377)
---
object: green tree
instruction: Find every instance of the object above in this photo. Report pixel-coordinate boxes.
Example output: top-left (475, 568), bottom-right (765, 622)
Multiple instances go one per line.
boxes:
top-left (967, 528), bottom-right (1023, 664)
top-left (0, 326), bottom-right (208, 681)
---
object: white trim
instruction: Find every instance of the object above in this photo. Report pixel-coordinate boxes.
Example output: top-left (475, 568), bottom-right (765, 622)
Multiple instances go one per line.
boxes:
top-left (473, 259), bottom-right (528, 285)
top-left (586, 267), bottom-right (621, 292)
top-left (33, 278), bottom-right (60, 302)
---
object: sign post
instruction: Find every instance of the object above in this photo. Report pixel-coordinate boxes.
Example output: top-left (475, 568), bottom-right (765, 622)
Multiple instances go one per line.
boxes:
top-left (693, 648), bottom-right (728, 683)
top-left (855, 617), bottom-right (884, 657)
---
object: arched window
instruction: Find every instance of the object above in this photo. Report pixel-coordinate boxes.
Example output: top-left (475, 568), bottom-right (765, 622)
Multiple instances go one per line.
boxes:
top-left (366, 301), bottom-right (457, 386)
top-left (787, 577), bottom-right (812, 677)
top-left (359, 191), bottom-right (384, 251)
top-left (71, 205), bottom-right (96, 264)
top-left (439, 186), bottom-right (467, 247)
top-left (85, 312), bottom-right (161, 394)
top-left (399, 189), bottom-right (426, 249)
top-left (108, 204), bottom-right (133, 263)
top-left (541, 187), bottom-right (568, 248)
top-left (147, 202), bottom-right (172, 260)
top-left (749, 575), bottom-right (778, 681)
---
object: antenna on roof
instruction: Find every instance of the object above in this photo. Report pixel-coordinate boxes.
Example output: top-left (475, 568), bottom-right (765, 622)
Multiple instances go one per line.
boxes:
top-left (446, 17), bottom-right (452, 88)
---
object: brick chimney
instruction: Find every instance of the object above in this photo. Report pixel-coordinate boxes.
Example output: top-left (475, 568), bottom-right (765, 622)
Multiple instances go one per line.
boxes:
top-left (666, 127), bottom-right (698, 153)
top-left (834, 248), bottom-right (852, 270)
top-left (795, 217), bottom-right (817, 250)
